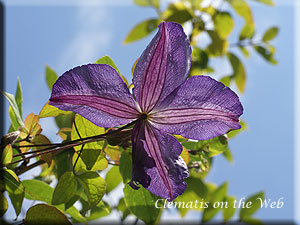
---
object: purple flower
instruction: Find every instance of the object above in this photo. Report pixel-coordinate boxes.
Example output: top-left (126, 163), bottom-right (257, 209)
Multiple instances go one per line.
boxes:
top-left (49, 22), bottom-right (243, 201)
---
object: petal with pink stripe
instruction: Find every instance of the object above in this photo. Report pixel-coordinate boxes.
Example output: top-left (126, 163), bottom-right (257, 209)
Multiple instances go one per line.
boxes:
top-left (130, 121), bottom-right (189, 201)
top-left (50, 64), bottom-right (139, 128)
top-left (132, 22), bottom-right (191, 112)
top-left (150, 76), bottom-right (243, 140)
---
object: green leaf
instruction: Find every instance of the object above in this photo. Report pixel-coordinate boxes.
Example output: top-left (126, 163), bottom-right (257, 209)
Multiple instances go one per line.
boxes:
top-left (119, 151), bottom-right (132, 183)
top-left (239, 46), bottom-right (250, 58)
top-left (166, 9), bottom-right (192, 24)
top-left (25, 204), bottom-right (71, 225)
top-left (87, 201), bottom-right (111, 221)
top-left (8, 106), bottom-right (19, 131)
top-left (134, 0), bottom-right (159, 8)
top-left (202, 182), bottom-right (228, 222)
top-left (219, 75), bottom-right (232, 86)
top-left (240, 191), bottom-right (264, 220)
top-left (227, 120), bottom-right (247, 139)
top-left (45, 65), bottom-right (58, 91)
top-left (39, 101), bottom-right (72, 118)
top-left (105, 166), bottom-right (122, 193)
top-left (227, 0), bottom-right (253, 23)
top-left (117, 198), bottom-right (131, 221)
top-left (1, 144), bottom-right (13, 165)
top-left (124, 18), bottom-right (159, 44)
top-left (208, 136), bottom-right (230, 157)
top-left (54, 149), bottom-right (74, 179)
top-left (15, 77), bottom-right (23, 118)
top-left (23, 179), bottom-right (53, 203)
top-left (255, 0), bottom-right (274, 6)
top-left (262, 26), bottom-right (279, 42)
top-left (73, 151), bottom-right (108, 173)
top-left (213, 12), bottom-right (234, 39)
top-left (2, 169), bottom-right (24, 217)
top-left (223, 195), bottom-right (236, 222)
top-left (0, 192), bottom-right (8, 217)
top-left (254, 45), bottom-right (277, 64)
top-left (240, 23), bottom-right (255, 40)
top-left (23, 179), bottom-right (87, 224)
top-left (71, 114), bottom-right (106, 170)
top-left (52, 172), bottom-right (77, 205)
top-left (124, 185), bottom-right (161, 225)
top-left (2, 91), bottom-right (24, 128)
top-left (227, 52), bottom-right (246, 93)
top-left (207, 31), bottom-right (229, 57)
top-left (76, 171), bottom-right (106, 209)
top-left (95, 55), bottom-right (121, 75)
top-left (55, 114), bottom-right (74, 129)
top-left (242, 217), bottom-right (264, 225)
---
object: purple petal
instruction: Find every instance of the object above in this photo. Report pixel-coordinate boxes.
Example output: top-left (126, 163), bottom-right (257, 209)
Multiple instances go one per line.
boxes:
top-left (132, 22), bottom-right (191, 113)
top-left (150, 76), bottom-right (243, 140)
top-left (50, 64), bottom-right (139, 128)
top-left (130, 121), bottom-right (189, 201)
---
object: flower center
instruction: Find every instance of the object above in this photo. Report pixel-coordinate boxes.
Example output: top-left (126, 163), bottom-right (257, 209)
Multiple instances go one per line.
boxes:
top-left (139, 112), bottom-right (148, 121)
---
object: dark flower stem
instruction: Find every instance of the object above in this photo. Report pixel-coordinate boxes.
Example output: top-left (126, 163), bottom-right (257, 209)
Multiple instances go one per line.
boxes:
top-left (2, 115), bottom-right (146, 168)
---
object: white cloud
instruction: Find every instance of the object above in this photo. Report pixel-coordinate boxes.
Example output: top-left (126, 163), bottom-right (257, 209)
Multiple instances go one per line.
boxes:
top-left (56, 6), bottom-right (112, 70)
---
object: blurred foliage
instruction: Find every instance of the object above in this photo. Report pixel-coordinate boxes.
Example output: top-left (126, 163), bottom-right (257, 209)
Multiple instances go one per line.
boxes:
top-left (0, 0), bottom-right (279, 224)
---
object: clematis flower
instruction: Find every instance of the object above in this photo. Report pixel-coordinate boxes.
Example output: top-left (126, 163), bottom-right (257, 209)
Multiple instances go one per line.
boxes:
top-left (49, 22), bottom-right (243, 201)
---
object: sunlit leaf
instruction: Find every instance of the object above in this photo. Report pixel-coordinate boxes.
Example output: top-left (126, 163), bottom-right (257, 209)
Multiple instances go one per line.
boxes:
top-left (87, 201), bottom-right (111, 221)
top-left (124, 18), bottom-right (159, 44)
top-left (0, 192), bottom-right (8, 217)
top-left (227, 120), bottom-right (247, 139)
top-left (39, 101), bottom-right (72, 118)
top-left (22, 113), bottom-right (42, 137)
top-left (239, 46), bottom-right (250, 58)
top-left (117, 198), bottom-right (131, 221)
top-left (227, 0), bottom-right (253, 23)
top-left (25, 204), bottom-right (71, 225)
top-left (180, 146), bottom-right (190, 165)
top-left (54, 149), bottom-right (74, 180)
top-left (104, 145), bottom-right (121, 162)
top-left (262, 26), bottom-right (279, 42)
top-left (124, 185), bottom-right (161, 225)
top-left (254, 45), bottom-right (277, 64)
top-left (163, 2), bottom-right (193, 24)
top-left (52, 172), bottom-right (77, 205)
top-left (2, 91), bottom-right (24, 129)
top-left (23, 179), bottom-right (87, 224)
top-left (240, 23), bottom-right (255, 40)
top-left (223, 195), bottom-right (236, 222)
top-left (219, 75), bottom-right (232, 86)
top-left (15, 77), bottom-right (23, 118)
top-left (240, 191), bottom-right (264, 220)
top-left (227, 52), bottom-right (246, 93)
top-left (1, 144), bottom-right (13, 165)
top-left (57, 128), bottom-right (72, 141)
top-left (95, 55), bottom-right (128, 87)
top-left (72, 151), bottom-right (108, 173)
top-left (45, 65), bottom-right (58, 91)
top-left (134, 0), bottom-right (159, 8)
top-left (213, 12), bottom-right (234, 39)
top-left (2, 169), bottom-right (24, 217)
top-left (77, 171), bottom-right (106, 209)
top-left (207, 31), bottom-right (229, 56)
top-left (202, 182), bottom-right (228, 222)
top-left (71, 114), bottom-right (106, 170)
top-left (105, 166), bottom-right (122, 194)
top-left (23, 179), bottom-right (53, 203)
top-left (255, 0), bottom-right (274, 6)
top-left (119, 151), bottom-right (132, 183)
top-left (208, 136), bottom-right (230, 157)
top-left (32, 134), bottom-right (53, 166)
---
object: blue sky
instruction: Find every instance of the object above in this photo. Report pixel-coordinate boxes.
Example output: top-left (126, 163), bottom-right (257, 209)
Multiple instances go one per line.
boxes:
top-left (2, 0), bottom-right (297, 222)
